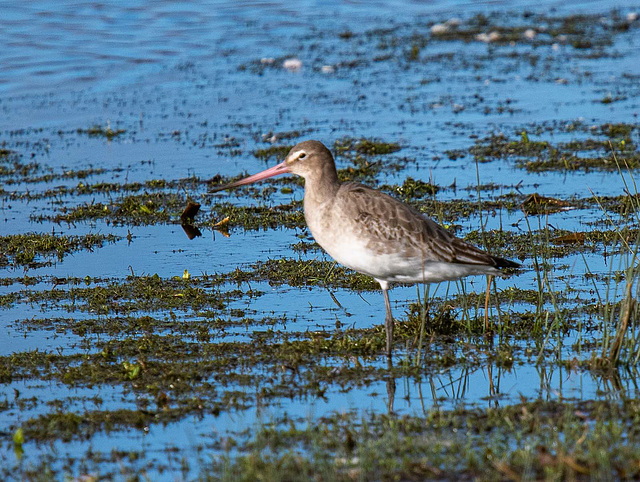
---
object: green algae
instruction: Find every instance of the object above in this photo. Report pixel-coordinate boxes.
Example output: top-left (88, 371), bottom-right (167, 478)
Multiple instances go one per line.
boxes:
top-left (384, 176), bottom-right (439, 201)
top-left (77, 125), bottom-right (126, 140)
top-left (228, 258), bottom-right (379, 291)
top-left (0, 146), bottom-right (110, 185)
top-left (36, 192), bottom-right (188, 225)
top-left (1, 254), bottom-right (637, 479)
top-left (465, 124), bottom-right (640, 171)
top-left (333, 137), bottom-right (401, 156)
top-left (432, 10), bottom-right (637, 48)
top-left (0, 233), bottom-right (120, 268)
top-left (1, 9), bottom-right (640, 480)
top-left (253, 145), bottom-right (293, 160)
top-left (524, 154), bottom-right (640, 172)
top-left (0, 155), bottom-right (40, 178)
top-left (0, 274), bottom-right (252, 314)
top-left (0, 164), bottom-right (107, 185)
top-left (210, 200), bottom-right (305, 230)
top-left (2, 326), bottom-right (410, 443)
top-left (3, 176), bottom-right (203, 202)
top-left (469, 132), bottom-right (552, 160)
top-left (0, 15), bottom-right (637, 480)
top-left (206, 399), bottom-right (640, 481)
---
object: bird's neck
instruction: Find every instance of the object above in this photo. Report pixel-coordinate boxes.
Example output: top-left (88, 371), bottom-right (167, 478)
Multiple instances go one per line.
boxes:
top-left (303, 162), bottom-right (340, 205)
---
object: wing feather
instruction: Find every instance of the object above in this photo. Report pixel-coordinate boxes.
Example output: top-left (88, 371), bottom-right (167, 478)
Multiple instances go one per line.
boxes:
top-left (336, 182), bottom-right (507, 268)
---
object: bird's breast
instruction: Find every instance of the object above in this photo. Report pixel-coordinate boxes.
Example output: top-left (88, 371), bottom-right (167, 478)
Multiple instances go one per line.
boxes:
top-left (303, 198), bottom-right (405, 279)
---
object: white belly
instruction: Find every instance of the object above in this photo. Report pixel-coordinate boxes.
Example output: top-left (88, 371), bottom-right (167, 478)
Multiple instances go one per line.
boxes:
top-left (304, 190), bottom-right (499, 287)
top-left (312, 229), bottom-right (498, 286)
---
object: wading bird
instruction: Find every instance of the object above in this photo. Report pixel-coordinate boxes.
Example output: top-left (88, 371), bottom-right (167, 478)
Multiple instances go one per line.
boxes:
top-left (213, 140), bottom-right (519, 356)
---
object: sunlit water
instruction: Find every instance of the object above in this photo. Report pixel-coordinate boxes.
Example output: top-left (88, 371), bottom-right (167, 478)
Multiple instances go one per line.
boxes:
top-left (1, 0), bottom-right (640, 478)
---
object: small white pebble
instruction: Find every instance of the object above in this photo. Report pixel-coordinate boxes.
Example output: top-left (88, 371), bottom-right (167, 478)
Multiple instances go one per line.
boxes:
top-left (557, 34), bottom-right (568, 43)
top-left (524, 28), bottom-right (536, 40)
top-left (477, 32), bottom-right (500, 43)
top-left (628, 12), bottom-right (639, 22)
top-left (446, 17), bottom-right (461, 27)
top-left (321, 65), bottom-right (335, 74)
top-left (260, 57), bottom-right (275, 65)
top-left (283, 58), bottom-right (302, 72)
top-left (452, 103), bottom-right (465, 113)
top-left (552, 43), bottom-right (559, 51)
top-left (431, 23), bottom-right (449, 34)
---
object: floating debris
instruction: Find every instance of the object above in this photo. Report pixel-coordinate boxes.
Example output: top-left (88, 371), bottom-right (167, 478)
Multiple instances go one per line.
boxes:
top-left (431, 23), bottom-right (449, 35)
top-left (552, 232), bottom-right (586, 245)
top-left (180, 201), bottom-right (201, 222)
top-left (213, 217), bottom-right (230, 229)
top-left (431, 17), bottom-right (461, 35)
top-left (213, 216), bottom-right (230, 237)
top-left (476, 31), bottom-right (501, 43)
top-left (180, 201), bottom-right (202, 239)
top-left (283, 58), bottom-right (302, 72)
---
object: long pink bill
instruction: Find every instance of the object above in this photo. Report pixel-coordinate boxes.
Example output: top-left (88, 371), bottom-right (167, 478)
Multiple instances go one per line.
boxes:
top-left (210, 159), bottom-right (290, 192)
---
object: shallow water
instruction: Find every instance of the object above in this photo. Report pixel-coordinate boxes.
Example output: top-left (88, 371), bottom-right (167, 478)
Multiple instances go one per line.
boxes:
top-left (2, 0), bottom-right (640, 479)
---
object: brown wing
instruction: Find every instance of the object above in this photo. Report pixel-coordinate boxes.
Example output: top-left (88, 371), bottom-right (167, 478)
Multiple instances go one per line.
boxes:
top-left (336, 182), bottom-right (511, 268)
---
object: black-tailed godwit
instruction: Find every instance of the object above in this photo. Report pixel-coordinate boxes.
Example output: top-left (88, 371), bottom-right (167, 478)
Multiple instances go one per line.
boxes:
top-left (214, 140), bottom-right (520, 356)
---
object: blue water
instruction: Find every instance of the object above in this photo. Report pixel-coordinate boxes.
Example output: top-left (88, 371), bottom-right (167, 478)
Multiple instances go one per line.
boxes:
top-left (1, 0), bottom-right (640, 478)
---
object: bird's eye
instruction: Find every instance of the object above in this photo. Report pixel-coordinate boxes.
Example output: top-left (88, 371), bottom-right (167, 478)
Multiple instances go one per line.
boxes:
top-left (299, 152), bottom-right (307, 159)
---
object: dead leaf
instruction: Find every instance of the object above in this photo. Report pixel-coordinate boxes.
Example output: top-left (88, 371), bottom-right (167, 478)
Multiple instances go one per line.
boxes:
top-left (180, 201), bottom-right (201, 221)
top-left (552, 232), bottom-right (586, 245)
top-left (522, 193), bottom-right (572, 215)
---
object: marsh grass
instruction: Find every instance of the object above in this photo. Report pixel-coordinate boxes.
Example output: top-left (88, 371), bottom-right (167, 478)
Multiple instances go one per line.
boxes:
top-left (586, 152), bottom-right (640, 367)
top-left (205, 399), bottom-right (640, 481)
top-left (2, 5), bottom-right (640, 480)
top-left (3, 129), bottom-right (640, 481)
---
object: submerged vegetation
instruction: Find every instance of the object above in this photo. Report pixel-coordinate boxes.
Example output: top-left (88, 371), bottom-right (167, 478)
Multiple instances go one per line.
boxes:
top-left (0, 233), bottom-right (120, 268)
top-left (4, 123), bottom-right (640, 480)
top-left (2, 4), bottom-right (640, 481)
top-left (209, 400), bottom-right (640, 481)
top-left (76, 124), bottom-right (126, 140)
top-left (463, 124), bottom-right (640, 171)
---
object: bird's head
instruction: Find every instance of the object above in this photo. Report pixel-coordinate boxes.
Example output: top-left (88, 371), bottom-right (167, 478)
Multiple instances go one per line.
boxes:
top-left (211, 139), bottom-right (334, 191)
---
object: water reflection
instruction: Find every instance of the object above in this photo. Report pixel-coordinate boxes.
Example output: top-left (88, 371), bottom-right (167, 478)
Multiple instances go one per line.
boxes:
top-left (381, 355), bottom-right (640, 417)
top-left (181, 222), bottom-right (202, 239)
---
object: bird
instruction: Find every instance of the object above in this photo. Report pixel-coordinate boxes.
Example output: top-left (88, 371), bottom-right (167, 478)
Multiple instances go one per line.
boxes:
top-left (213, 140), bottom-right (520, 357)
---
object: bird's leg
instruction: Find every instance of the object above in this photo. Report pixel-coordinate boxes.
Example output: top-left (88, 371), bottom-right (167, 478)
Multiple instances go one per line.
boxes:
top-left (382, 287), bottom-right (394, 357)
top-left (386, 357), bottom-right (395, 413)
top-left (484, 275), bottom-right (492, 332)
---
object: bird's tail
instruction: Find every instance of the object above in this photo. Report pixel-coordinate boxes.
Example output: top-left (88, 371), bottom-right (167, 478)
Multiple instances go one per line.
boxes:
top-left (493, 256), bottom-right (521, 270)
